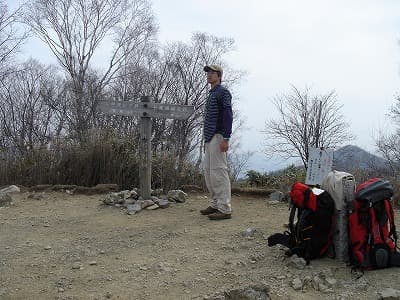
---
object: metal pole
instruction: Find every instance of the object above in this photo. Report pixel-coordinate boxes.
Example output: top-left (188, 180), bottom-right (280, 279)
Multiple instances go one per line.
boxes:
top-left (139, 96), bottom-right (152, 199)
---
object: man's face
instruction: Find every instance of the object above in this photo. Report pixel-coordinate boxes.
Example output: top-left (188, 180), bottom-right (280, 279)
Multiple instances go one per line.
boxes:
top-left (206, 70), bottom-right (220, 85)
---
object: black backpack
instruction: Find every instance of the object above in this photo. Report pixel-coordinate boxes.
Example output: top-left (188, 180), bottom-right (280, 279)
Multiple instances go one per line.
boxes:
top-left (268, 182), bottom-right (335, 264)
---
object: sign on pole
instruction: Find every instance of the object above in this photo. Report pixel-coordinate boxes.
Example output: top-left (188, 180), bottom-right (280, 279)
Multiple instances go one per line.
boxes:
top-left (98, 97), bottom-right (195, 199)
top-left (305, 147), bottom-right (333, 186)
top-left (98, 100), bottom-right (194, 120)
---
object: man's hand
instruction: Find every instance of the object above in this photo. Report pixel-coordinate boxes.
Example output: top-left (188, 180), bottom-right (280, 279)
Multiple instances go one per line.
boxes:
top-left (220, 140), bottom-right (229, 152)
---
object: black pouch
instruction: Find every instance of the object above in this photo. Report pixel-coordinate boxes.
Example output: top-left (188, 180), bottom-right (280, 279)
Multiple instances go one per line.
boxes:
top-left (370, 244), bottom-right (390, 269)
top-left (267, 232), bottom-right (291, 248)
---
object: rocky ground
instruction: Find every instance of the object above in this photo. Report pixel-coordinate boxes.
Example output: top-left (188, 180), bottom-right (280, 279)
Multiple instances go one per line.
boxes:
top-left (1, 189), bottom-right (400, 300)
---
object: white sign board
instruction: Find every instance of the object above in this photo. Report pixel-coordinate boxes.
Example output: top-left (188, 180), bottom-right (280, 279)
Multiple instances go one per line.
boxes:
top-left (98, 101), bottom-right (194, 120)
top-left (305, 147), bottom-right (333, 186)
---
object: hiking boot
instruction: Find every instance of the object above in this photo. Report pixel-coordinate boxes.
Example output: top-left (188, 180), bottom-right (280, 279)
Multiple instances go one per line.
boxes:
top-left (208, 211), bottom-right (232, 220)
top-left (200, 206), bottom-right (218, 215)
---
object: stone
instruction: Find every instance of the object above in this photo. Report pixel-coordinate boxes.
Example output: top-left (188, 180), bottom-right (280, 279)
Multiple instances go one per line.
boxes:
top-left (292, 277), bottom-right (303, 291)
top-left (145, 204), bottom-right (159, 210)
top-left (72, 262), bottom-right (81, 269)
top-left (286, 255), bottom-right (306, 270)
top-left (139, 199), bottom-right (155, 208)
top-left (127, 203), bottom-right (142, 215)
top-left (377, 288), bottom-right (400, 300)
top-left (103, 193), bottom-right (120, 205)
top-left (123, 199), bottom-right (135, 205)
top-left (167, 190), bottom-right (188, 203)
top-left (312, 275), bottom-right (323, 291)
top-left (242, 228), bottom-right (256, 237)
top-left (319, 283), bottom-right (332, 294)
top-left (65, 189), bottom-right (74, 195)
top-left (156, 199), bottom-right (170, 209)
top-left (224, 283), bottom-right (271, 300)
top-left (325, 277), bottom-right (337, 288)
top-left (0, 185), bottom-right (20, 194)
top-left (269, 191), bottom-right (284, 202)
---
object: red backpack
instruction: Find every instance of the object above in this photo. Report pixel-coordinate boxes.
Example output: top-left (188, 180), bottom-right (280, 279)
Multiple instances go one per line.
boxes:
top-left (349, 178), bottom-right (400, 269)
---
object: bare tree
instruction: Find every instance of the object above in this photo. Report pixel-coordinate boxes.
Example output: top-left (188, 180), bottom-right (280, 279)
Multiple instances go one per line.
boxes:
top-left (107, 32), bottom-right (244, 165)
top-left (24, 0), bottom-right (156, 141)
top-left (0, 1), bottom-right (28, 76)
top-left (151, 33), bottom-right (244, 168)
top-left (263, 85), bottom-right (353, 168)
top-left (228, 150), bottom-right (254, 181)
top-left (376, 130), bottom-right (400, 177)
top-left (0, 59), bottom-right (62, 153)
top-left (374, 94), bottom-right (400, 176)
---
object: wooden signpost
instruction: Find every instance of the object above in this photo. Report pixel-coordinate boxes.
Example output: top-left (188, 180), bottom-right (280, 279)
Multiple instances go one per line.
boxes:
top-left (98, 96), bottom-right (195, 199)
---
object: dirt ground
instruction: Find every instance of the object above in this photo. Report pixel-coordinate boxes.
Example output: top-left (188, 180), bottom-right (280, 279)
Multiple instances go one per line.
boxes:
top-left (1, 191), bottom-right (400, 300)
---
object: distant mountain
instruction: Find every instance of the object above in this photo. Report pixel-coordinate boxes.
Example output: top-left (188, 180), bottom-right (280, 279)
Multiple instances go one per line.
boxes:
top-left (333, 145), bottom-right (389, 172)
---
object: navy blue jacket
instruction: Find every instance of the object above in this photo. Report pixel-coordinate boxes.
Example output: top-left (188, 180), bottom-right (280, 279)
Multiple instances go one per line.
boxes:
top-left (203, 84), bottom-right (233, 143)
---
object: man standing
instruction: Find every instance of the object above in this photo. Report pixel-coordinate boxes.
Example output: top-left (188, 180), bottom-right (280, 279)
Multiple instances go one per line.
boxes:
top-left (200, 64), bottom-right (233, 220)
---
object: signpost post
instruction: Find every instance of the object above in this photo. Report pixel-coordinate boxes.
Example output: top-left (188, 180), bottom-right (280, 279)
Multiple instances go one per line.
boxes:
top-left (98, 96), bottom-right (195, 199)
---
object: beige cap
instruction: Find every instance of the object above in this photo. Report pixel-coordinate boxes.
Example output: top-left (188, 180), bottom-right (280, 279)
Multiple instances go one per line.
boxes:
top-left (203, 65), bottom-right (223, 76)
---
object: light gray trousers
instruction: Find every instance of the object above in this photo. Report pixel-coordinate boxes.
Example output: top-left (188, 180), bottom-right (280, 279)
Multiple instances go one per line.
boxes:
top-left (204, 134), bottom-right (232, 214)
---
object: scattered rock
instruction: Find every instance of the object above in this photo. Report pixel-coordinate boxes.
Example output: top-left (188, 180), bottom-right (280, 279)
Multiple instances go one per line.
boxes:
top-left (127, 204), bottom-right (142, 215)
top-left (224, 283), bottom-right (271, 299)
top-left (377, 288), bottom-right (400, 300)
top-left (0, 185), bottom-right (20, 194)
top-left (155, 198), bottom-right (170, 208)
top-left (268, 191), bottom-right (284, 202)
top-left (139, 199), bottom-right (155, 208)
top-left (286, 255), bottom-right (306, 270)
top-left (72, 262), bottom-right (82, 270)
top-left (145, 204), bottom-right (159, 210)
top-left (102, 187), bottom-right (182, 215)
top-left (65, 189), bottom-right (75, 195)
top-left (291, 277), bottom-right (303, 291)
top-left (242, 228), bottom-right (256, 238)
top-left (167, 190), bottom-right (188, 203)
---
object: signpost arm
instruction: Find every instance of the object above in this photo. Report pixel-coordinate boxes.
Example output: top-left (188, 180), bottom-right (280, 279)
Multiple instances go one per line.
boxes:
top-left (139, 96), bottom-right (152, 199)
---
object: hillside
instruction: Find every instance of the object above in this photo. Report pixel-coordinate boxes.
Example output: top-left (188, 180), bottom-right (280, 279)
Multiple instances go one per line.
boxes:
top-left (333, 145), bottom-right (389, 172)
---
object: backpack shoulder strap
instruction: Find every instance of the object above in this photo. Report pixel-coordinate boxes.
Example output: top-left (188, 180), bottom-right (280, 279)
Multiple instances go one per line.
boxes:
top-left (289, 205), bottom-right (296, 234)
top-left (384, 199), bottom-right (398, 249)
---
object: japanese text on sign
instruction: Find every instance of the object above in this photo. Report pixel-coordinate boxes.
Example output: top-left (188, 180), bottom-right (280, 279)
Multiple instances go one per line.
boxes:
top-left (305, 147), bottom-right (333, 186)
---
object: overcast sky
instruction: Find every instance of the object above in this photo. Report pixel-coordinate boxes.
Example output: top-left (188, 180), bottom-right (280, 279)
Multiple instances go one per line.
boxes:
top-left (151, 0), bottom-right (400, 171)
top-left (8, 0), bottom-right (400, 172)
